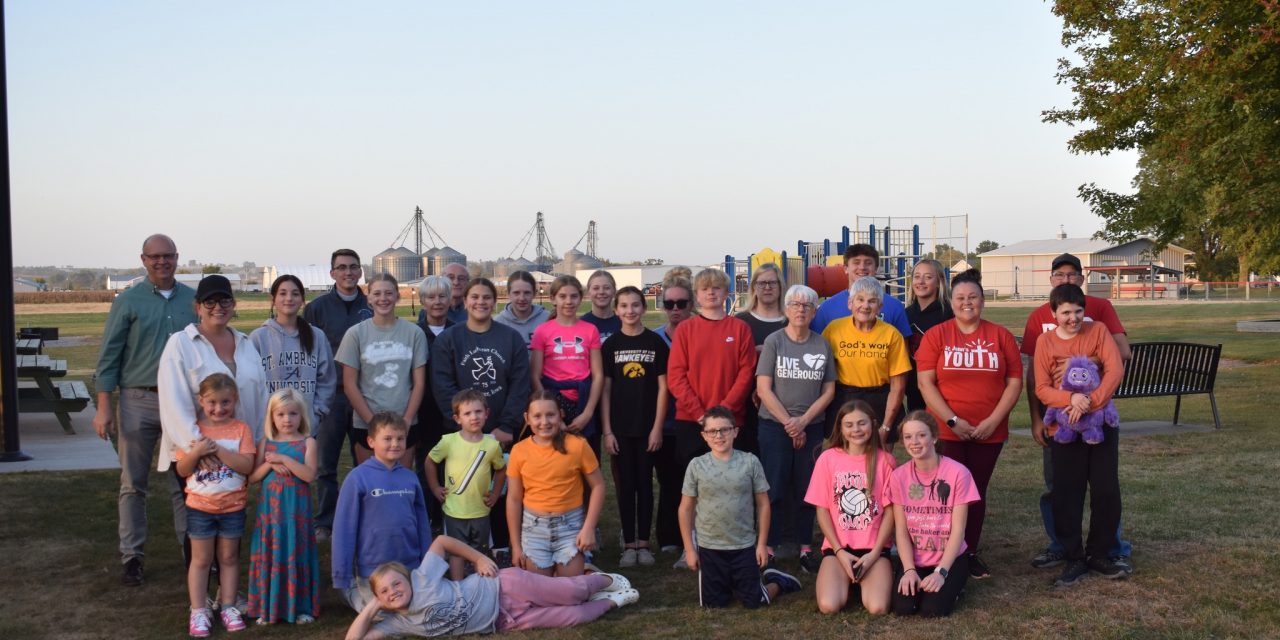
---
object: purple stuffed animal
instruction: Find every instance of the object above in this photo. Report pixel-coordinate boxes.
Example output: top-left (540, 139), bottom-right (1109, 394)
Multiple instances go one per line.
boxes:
top-left (1044, 356), bottom-right (1119, 445)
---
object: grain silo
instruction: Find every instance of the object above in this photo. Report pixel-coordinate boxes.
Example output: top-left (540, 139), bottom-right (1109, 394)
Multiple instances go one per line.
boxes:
top-left (374, 246), bottom-right (421, 282)
top-left (421, 247), bottom-right (441, 276)
top-left (432, 246), bottom-right (467, 275)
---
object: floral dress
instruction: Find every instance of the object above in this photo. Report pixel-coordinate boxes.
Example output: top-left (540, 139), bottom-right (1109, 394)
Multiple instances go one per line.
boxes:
top-left (246, 439), bottom-right (320, 623)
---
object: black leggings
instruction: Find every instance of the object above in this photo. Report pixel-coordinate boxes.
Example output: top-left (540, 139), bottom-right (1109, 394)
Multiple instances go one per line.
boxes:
top-left (611, 436), bottom-right (655, 545)
top-left (653, 431), bottom-right (684, 548)
top-left (891, 554), bottom-right (969, 617)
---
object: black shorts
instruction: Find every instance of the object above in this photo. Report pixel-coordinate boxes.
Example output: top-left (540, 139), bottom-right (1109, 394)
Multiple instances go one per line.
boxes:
top-left (697, 546), bottom-right (768, 609)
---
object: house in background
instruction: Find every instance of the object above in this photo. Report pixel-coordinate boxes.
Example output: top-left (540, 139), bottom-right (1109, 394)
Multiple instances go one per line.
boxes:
top-left (979, 237), bottom-right (1193, 299)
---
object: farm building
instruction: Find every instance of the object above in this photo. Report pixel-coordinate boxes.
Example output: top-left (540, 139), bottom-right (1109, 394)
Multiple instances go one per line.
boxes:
top-left (571, 265), bottom-right (690, 293)
top-left (979, 237), bottom-right (1192, 299)
top-left (261, 265), bottom-right (346, 292)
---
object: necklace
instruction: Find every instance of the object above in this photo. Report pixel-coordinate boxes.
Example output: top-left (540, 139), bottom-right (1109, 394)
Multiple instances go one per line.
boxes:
top-left (909, 455), bottom-right (942, 501)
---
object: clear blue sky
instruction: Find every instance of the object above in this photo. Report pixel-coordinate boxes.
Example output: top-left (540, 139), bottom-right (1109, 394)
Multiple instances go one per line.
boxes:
top-left (7, 1), bottom-right (1136, 268)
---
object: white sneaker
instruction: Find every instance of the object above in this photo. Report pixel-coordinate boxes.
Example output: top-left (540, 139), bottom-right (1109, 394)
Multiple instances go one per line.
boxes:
top-left (589, 587), bottom-right (640, 608)
top-left (673, 552), bottom-right (689, 570)
top-left (637, 548), bottom-right (656, 566)
top-left (619, 548), bottom-right (638, 568)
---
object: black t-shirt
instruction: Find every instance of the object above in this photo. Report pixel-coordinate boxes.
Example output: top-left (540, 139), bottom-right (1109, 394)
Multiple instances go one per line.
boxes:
top-left (905, 298), bottom-right (953, 358)
top-left (734, 311), bottom-right (787, 347)
top-left (601, 329), bottom-right (670, 438)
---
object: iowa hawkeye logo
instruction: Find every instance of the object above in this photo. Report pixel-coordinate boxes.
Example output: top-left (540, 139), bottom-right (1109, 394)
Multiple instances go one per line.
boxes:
top-left (623, 362), bottom-right (647, 378)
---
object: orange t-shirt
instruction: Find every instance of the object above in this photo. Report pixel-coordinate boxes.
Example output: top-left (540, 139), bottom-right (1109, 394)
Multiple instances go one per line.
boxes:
top-left (1033, 322), bottom-right (1124, 436)
top-left (175, 420), bottom-right (256, 514)
top-left (507, 434), bottom-right (599, 514)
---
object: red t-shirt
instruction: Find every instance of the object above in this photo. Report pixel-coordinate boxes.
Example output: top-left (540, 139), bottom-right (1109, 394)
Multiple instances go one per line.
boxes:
top-left (915, 319), bottom-right (1023, 443)
top-left (1020, 295), bottom-right (1125, 358)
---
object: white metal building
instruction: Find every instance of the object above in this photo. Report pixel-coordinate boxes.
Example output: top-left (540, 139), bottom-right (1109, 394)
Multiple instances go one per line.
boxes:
top-left (262, 265), bottom-right (344, 292)
top-left (979, 237), bottom-right (1192, 299)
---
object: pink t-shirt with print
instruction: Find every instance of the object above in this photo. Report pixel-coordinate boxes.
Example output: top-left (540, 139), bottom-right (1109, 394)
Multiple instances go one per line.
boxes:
top-left (804, 447), bottom-right (897, 552)
top-left (888, 455), bottom-right (980, 568)
top-left (531, 320), bottom-right (601, 401)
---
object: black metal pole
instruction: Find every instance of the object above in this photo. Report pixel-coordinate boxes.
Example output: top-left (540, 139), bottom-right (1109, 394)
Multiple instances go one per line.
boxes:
top-left (0, 0), bottom-right (32, 462)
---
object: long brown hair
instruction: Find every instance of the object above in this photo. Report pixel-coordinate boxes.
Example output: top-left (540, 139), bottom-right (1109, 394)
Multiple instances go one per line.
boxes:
top-left (527, 390), bottom-right (568, 454)
top-left (824, 399), bottom-right (883, 495)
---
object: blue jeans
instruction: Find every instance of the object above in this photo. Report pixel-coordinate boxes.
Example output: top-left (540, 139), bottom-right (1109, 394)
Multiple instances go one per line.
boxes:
top-left (757, 417), bottom-right (822, 548)
top-left (1040, 445), bottom-right (1131, 558)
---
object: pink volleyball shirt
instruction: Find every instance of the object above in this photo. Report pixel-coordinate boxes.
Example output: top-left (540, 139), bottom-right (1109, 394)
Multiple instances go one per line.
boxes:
top-left (804, 447), bottom-right (897, 552)
top-left (888, 456), bottom-right (980, 568)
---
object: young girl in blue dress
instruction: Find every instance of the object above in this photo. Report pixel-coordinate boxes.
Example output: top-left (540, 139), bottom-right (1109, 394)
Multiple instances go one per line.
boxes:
top-left (246, 388), bottom-right (321, 624)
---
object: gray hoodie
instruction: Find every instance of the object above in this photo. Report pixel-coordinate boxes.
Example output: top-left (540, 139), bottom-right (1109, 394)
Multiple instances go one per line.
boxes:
top-left (493, 303), bottom-right (550, 346)
top-left (250, 317), bottom-right (337, 425)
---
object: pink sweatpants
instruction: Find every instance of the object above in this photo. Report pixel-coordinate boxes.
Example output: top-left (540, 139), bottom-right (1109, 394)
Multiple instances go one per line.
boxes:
top-left (495, 568), bottom-right (614, 631)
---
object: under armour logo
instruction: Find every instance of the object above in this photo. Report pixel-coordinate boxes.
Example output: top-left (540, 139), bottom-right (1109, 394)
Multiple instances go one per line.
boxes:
top-left (552, 336), bottom-right (585, 354)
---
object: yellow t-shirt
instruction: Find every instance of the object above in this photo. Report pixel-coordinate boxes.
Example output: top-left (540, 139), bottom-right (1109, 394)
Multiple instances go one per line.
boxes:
top-left (823, 318), bottom-right (911, 387)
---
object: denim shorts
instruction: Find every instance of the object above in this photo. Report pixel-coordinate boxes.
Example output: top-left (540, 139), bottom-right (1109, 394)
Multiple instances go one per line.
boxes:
top-left (520, 507), bottom-right (584, 568)
top-left (186, 507), bottom-right (246, 540)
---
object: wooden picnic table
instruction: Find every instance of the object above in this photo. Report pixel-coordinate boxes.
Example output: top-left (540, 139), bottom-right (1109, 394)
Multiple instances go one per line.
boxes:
top-left (16, 353), bottom-right (91, 434)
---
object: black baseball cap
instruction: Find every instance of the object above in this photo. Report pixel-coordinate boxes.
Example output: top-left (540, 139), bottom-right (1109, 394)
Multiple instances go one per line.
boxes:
top-left (195, 275), bottom-right (234, 301)
top-left (1051, 253), bottom-right (1082, 272)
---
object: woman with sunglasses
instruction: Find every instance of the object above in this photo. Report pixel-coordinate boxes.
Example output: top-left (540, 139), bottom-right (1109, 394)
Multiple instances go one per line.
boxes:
top-left (158, 275), bottom-right (269, 473)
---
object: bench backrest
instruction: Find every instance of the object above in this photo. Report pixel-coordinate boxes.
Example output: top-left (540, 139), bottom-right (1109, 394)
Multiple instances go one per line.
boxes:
top-left (1115, 342), bottom-right (1222, 399)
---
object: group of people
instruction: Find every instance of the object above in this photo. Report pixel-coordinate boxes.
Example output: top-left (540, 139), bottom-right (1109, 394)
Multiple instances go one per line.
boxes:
top-left (93, 234), bottom-right (1133, 638)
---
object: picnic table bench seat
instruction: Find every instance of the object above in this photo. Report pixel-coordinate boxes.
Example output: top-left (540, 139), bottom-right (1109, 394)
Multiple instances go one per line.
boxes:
top-left (16, 353), bottom-right (88, 434)
top-left (1114, 342), bottom-right (1222, 429)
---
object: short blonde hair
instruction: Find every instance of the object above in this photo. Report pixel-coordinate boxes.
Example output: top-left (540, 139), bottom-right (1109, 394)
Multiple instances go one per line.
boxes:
top-left (693, 267), bottom-right (729, 291)
top-left (264, 388), bottom-right (312, 440)
top-left (369, 561), bottom-right (412, 601)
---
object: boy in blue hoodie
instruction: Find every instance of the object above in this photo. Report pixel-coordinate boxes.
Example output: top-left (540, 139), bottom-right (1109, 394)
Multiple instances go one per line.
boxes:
top-left (332, 411), bottom-right (432, 611)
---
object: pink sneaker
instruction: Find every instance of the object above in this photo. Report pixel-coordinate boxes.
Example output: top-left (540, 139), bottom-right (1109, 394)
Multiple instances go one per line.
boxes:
top-left (220, 605), bottom-right (247, 632)
top-left (188, 608), bottom-right (212, 638)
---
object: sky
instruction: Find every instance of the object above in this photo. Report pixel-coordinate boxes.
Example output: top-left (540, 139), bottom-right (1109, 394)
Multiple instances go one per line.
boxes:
top-left (7, 1), bottom-right (1138, 269)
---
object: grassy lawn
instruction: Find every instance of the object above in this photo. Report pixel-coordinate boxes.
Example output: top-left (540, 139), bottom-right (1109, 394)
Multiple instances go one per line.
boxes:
top-left (3, 301), bottom-right (1279, 639)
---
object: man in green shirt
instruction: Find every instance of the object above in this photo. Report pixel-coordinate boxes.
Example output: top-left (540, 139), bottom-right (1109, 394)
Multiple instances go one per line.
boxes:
top-left (93, 234), bottom-right (197, 587)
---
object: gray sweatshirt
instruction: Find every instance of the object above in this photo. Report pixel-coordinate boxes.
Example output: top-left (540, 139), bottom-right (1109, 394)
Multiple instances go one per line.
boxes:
top-left (250, 317), bottom-right (338, 425)
top-left (493, 303), bottom-right (551, 346)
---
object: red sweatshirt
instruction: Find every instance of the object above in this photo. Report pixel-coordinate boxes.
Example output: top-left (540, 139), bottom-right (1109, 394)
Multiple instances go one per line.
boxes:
top-left (668, 314), bottom-right (758, 425)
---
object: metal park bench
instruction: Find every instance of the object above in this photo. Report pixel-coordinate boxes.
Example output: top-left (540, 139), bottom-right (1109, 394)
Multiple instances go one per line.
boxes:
top-left (1114, 342), bottom-right (1222, 429)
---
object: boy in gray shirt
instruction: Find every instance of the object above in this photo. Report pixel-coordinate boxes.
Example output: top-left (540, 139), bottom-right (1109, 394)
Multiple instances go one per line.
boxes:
top-left (678, 406), bottom-right (801, 608)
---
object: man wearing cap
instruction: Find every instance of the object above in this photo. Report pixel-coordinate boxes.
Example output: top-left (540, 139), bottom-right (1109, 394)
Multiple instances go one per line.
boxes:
top-left (304, 248), bottom-right (373, 541)
top-left (1021, 252), bottom-right (1134, 575)
top-left (94, 234), bottom-right (197, 587)
top-left (809, 243), bottom-right (912, 338)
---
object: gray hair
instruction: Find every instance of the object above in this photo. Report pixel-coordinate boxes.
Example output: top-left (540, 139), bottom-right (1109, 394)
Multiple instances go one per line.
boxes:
top-left (848, 276), bottom-right (884, 303)
top-left (419, 275), bottom-right (451, 299)
top-left (784, 284), bottom-right (818, 307)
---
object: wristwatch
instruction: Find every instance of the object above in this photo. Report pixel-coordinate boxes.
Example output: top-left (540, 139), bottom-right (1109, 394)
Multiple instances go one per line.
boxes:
top-left (937, 566), bottom-right (949, 580)
top-left (946, 416), bottom-right (958, 428)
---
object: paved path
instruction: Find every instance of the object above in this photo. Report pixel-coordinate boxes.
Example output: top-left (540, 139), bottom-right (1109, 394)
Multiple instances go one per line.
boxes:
top-left (0, 405), bottom-right (120, 473)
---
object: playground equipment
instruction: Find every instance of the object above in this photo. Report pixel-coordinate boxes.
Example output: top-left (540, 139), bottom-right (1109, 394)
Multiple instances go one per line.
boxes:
top-left (725, 215), bottom-right (969, 310)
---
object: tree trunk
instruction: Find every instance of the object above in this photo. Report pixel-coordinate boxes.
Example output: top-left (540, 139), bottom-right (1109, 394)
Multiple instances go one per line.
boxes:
top-left (1239, 253), bottom-right (1251, 301)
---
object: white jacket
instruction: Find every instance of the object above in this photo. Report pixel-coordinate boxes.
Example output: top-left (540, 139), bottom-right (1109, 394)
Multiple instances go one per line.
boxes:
top-left (156, 324), bottom-right (268, 471)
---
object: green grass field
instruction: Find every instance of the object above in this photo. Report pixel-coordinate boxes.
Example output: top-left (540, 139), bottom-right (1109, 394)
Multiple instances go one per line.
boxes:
top-left (3, 301), bottom-right (1279, 639)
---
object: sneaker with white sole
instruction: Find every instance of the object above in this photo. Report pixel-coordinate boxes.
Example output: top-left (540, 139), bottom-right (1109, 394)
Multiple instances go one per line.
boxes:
top-left (619, 548), bottom-right (638, 567)
top-left (589, 587), bottom-right (640, 608)
top-left (296, 614), bottom-right (315, 624)
top-left (637, 548), bottom-right (656, 566)
top-left (220, 606), bottom-right (247, 632)
top-left (1031, 547), bottom-right (1066, 569)
top-left (189, 608), bottom-right (213, 638)
top-left (762, 568), bottom-right (802, 595)
top-left (673, 552), bottom-right (689, 570)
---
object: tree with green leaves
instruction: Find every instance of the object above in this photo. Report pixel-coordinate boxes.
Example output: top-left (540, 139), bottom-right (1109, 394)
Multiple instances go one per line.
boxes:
top-left (1043, 0), bottom-right (1280, 290)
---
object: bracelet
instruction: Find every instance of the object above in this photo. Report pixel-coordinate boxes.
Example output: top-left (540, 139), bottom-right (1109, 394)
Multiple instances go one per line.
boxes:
top-left (902, 568), bottom-right (917, 575)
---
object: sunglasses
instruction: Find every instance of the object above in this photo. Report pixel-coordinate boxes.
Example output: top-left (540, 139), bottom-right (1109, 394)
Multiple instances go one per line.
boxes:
top-left (200, 298), bottom-right (234, 309)
top-left (662, 299), bottom-right (690, 310)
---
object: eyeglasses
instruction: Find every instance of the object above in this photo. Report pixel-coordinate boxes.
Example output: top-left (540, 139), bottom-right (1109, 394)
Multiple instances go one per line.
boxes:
top-left (786, 301), bottom-right (814, 310)
top-left (333, 263), bottom-right (362, 273)
top-left (200, 298), bottom-right (234, 309)
top-left (702, 427), bottom-right (737, 438)
top-left (662, 299), bottom-right (690, 310)
top-left (143, 253), bottom-right (177, 262)
top-left (755, 280), bottom-right (780, 289)
top-left (1050, 271), bottom-right (1083, 280)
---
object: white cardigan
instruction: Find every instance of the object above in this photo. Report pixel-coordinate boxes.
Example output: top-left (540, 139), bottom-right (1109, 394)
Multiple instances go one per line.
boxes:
top-left (156, 323), bottom-right (268, 471)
